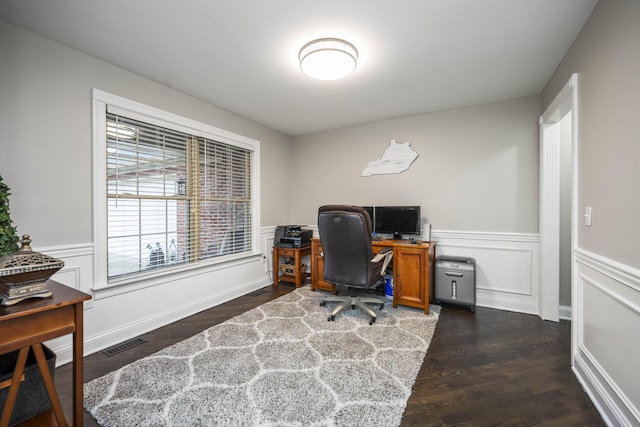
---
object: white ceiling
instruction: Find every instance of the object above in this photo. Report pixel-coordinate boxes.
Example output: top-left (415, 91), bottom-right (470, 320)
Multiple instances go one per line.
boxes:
top-left (1, 0), bottom-right (598, 136)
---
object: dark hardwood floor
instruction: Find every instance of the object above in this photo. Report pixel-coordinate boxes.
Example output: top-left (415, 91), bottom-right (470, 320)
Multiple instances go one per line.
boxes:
top-left (402, 304), bottom-right (605, 426)
top-left (51, 284), bottom-right (604, 426)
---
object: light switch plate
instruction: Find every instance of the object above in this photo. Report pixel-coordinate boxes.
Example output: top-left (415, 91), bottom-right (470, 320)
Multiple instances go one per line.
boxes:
top-left (584, 206), bottom-right (592, 226)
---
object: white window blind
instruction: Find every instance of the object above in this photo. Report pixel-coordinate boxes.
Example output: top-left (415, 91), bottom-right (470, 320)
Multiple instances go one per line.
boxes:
top-left (106, 112), bottom-right (254, 281)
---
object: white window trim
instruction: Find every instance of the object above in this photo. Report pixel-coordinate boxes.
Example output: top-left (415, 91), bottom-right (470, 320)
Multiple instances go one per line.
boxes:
top-left (91, 88), bottom-right (261, 291)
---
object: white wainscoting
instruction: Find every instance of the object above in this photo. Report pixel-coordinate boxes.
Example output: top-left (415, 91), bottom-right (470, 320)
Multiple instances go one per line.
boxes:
top-left (36, 227), bottom-right (277, 366)
top-left (33, 243), bottom-right (94, 365)
top-left (262, 225), bottom-right (276, 276)
top-left (34, 231), bottom-right (638, 426)
top-left (431, 230), bottom-right (540, 315)
top-left (35, 229), bottom-right (541, 365)
top-left (573, 248), bottom-right (640, 427)
top-left (302, 227), bottom-right (541, 314)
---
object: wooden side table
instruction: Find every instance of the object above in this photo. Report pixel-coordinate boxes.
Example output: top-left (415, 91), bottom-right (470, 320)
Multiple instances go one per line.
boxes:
top-left (0, 280), bottom-right (91, 427)
top-left (272, 245), bottom-right (311, 288)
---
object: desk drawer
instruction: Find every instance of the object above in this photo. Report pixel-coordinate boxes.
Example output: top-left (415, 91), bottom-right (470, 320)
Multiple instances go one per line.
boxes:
top-left (276, 247), bottom-right (297, 257)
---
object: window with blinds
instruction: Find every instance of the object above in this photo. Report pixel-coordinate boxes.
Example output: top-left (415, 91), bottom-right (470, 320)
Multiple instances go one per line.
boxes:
top-left (105, 111), bottom-right (255, 281)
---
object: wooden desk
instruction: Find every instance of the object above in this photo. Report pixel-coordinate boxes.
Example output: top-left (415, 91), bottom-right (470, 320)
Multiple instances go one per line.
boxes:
top-left (272, 245), bottom-right (311, 288)
top-left (0, 280), bottom-right (91, 427)
top-left (310, 238), bottom-right (435, 314)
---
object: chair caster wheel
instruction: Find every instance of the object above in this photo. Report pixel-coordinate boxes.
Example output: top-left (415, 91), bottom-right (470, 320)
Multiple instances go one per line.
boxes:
top-left (328, 315), bottom-right (335, 321)
top-left (369, 317), bottom-right (376, 325)
top-left (320, 301), bottom-right (327, 307)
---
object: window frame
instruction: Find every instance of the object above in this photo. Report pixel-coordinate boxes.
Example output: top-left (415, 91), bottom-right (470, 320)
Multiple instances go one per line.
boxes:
top-left (92, 89), bottom-right (261, 291)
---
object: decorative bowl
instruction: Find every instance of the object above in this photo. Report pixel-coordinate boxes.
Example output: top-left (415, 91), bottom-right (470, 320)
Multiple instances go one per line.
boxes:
top-left (0, 235), bottom-right (64, 288)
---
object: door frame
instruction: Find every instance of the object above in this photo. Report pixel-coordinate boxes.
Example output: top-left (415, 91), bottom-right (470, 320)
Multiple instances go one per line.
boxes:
top-left (539, 73), bottom-right (578, 325)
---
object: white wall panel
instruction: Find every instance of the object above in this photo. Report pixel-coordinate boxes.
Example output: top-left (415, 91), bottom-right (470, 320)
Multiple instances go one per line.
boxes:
top-left (35, 243), bottom-right (94, 360)
top-left (301, 228), bottom-right (540, 315)
top-left (262, 225), bottom-right (276, 274)
top-left (574, 249), bottom-right (640, 427)
top-left (432, 231), bottom-right (540, 315)
top-left (38, 228), bottom-right (276, 366)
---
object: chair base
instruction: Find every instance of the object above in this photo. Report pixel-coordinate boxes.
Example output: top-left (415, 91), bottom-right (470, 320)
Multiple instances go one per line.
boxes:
top-left (320, 294), bottom-right (385, 325)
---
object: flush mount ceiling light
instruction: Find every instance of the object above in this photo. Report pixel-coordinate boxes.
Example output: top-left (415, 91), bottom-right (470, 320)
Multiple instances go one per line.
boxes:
top-left (299, 38), bottom-right (358, 80)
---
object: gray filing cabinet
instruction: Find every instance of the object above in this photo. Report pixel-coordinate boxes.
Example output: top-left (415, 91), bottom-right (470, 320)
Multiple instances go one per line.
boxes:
top-left (435, 256), bottom-right (476, 312)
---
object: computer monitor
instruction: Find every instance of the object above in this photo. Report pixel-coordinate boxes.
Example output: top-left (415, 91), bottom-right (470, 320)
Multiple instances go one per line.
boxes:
top-left (374, 206), bottom-right (421, 240)
top-left (361, 206), bottom-right (374, 224)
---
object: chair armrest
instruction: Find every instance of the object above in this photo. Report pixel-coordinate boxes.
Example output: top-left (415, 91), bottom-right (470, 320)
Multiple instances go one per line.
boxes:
top-left (371, 248), bottom-right (393, 276)
top-left (371, 247), bottom-right (392, 262)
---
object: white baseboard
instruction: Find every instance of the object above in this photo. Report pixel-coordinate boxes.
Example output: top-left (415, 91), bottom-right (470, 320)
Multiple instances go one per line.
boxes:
top-left (559, 304), bottom-right (572, 320)
top-left (574, 351), bottom-right (637, 427)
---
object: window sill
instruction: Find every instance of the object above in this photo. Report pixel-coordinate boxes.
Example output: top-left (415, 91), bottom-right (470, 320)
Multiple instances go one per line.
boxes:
top-left (91, 251), bottom-right (262, 300)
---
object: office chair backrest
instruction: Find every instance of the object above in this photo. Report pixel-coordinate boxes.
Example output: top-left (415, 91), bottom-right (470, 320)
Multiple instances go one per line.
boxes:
top-left (318, 205), bottom-right (375, 288)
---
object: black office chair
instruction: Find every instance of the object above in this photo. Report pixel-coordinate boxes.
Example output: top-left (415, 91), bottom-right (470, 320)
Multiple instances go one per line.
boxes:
top-left (317, 205), bottom-right (393, 325)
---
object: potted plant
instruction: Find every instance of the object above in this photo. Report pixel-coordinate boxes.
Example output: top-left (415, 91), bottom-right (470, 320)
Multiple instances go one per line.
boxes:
top-left (0, 174), bottom-right (19, 257)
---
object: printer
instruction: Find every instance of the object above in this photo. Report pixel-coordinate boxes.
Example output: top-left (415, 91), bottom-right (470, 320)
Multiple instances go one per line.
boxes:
top-left (275, 225), bottom-right (312, 248)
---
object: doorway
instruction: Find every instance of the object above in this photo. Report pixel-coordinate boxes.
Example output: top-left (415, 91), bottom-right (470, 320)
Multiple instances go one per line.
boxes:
top-left (539, 73), bottom-right (578, 323)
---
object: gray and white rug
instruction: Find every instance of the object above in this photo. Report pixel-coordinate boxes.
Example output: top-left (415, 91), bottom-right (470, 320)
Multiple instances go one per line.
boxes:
top-left (84, 286), bottom-right (440, 426)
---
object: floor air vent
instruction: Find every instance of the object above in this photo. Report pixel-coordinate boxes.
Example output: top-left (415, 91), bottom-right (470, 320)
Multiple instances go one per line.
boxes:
top-left (102, 337), bottom-right (147, 357)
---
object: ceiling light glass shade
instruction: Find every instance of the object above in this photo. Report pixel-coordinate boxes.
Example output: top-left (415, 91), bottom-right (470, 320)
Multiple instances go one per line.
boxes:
top-left (299, 38), bottom-right (358, 80)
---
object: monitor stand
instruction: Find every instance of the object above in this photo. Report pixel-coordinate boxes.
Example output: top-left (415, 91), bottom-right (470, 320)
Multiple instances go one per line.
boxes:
top-left (393, 232), bottom-right (402, 240)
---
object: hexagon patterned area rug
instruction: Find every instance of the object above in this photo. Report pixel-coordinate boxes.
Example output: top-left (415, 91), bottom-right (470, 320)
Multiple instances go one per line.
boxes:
top-left (84, 286), bottom-right (440, 426)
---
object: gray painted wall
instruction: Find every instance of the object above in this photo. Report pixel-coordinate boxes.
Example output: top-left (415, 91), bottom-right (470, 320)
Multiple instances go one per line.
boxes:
top-left (542, 0), bottom-right (640, 269)
top-left (0, 20), bottom-right (293, 247)
top-left (541, 2), bottom-right (640, 420)
top-left (290, 96), bottom-right (541, 234)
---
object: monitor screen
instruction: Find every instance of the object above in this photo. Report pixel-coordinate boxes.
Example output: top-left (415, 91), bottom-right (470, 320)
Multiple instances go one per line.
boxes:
top-left (374, 206), bottom-right (421, 238)
top-left (361, 206), bottom-right (374, 224)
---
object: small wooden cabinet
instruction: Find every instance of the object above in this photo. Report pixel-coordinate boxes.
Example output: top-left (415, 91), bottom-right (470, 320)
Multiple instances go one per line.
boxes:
top-left (310, 238), bottom-right (435, 314)
top-left (392, 245), bottom-right (433, 313)
top-left (273, 245), bottom-right (311, 288)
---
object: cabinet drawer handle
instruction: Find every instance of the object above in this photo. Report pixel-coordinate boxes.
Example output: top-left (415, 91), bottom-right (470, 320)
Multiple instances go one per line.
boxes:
top-left (445, 272), bottom-right (464, 277)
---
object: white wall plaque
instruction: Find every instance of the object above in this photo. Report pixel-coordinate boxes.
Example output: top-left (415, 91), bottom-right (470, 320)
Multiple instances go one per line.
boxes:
top-left (362, 139), bottom-right (418, 176)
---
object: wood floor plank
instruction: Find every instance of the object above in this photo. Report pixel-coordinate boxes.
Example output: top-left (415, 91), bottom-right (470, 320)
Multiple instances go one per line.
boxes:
top-left (46, 286), bottom-right (604, 426)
